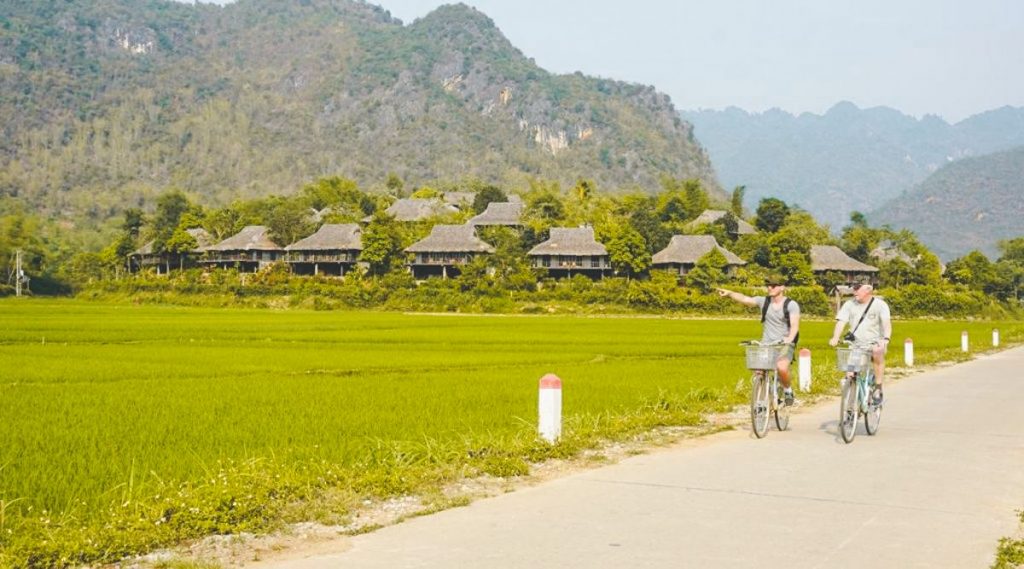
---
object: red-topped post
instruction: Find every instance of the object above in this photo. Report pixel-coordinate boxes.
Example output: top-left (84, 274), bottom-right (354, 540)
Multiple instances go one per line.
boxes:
top-left (538, 374), bottom-right (562, 443)
top-left (798, 348), bottom-right (811, 391)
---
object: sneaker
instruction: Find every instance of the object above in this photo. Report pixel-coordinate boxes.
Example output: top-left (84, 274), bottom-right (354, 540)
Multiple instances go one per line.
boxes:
top-left (784, 390), bottom-right (795, 406)
top-left (870, 387), bottom-right (884, 406)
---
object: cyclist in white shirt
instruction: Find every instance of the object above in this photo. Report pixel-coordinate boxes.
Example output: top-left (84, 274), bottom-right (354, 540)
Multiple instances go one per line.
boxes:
top-left (829, 279), bottom-right (892, 404)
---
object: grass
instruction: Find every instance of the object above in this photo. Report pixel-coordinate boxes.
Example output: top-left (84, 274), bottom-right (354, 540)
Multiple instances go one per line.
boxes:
top-left (0, 298), bottom-right (1021, 567)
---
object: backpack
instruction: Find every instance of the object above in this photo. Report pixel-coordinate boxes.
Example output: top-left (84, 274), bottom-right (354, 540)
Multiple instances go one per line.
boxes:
top-left (761, 297), bottom-right (799, 345)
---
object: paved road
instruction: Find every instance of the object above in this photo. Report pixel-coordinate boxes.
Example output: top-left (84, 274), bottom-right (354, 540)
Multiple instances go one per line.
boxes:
top-left (258, 347), bottom-right (1024, 568)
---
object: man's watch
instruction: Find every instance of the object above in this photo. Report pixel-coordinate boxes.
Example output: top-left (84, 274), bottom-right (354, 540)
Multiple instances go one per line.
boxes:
top-left (883, 337), bottom-right (890, 341)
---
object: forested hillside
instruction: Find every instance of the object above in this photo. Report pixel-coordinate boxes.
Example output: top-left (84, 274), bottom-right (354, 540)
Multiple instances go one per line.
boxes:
top-left (870, 146), bottom-right (1024, 260)
top-left (684, 103), bottom-right (1024, 229)
top-left (0, 0), bottom-right (720, 225)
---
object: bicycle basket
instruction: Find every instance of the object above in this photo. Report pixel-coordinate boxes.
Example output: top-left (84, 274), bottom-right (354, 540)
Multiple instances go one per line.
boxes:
top-left (835, 348), bottom-right (870, 372)
top-left (745, 345), bottom-right (780, 370)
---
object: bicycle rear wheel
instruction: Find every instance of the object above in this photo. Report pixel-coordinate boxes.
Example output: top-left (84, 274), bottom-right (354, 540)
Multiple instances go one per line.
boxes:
top-left (864, 371), bottom-right (882, 435)
top-left (839, 374), bottom-right (858, 443)
top-left (751, 372), bottom-right (770, 438)
top-left (772, 373), bottom-right (790, 431)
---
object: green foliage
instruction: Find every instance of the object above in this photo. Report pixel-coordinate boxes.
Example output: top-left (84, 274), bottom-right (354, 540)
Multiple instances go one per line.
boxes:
top-left (754, 197), bottom-right (790, 233)
top-left (730, 185), bottom-right (746, 217)
top-left (264, 197), bottom-right (316, 247)
top-left (686, 248), bottom-right (728, 293)
top-left (472, 185), bottom-right (507, 214)
top-left (359, 213), bottom-right (404, 276)
top-left (606, 225), bottom-right (650, 278)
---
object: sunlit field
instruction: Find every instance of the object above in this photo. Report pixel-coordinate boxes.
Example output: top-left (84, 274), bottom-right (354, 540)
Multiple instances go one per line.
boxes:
top-left (1, 299), bottom-right (1020, 566)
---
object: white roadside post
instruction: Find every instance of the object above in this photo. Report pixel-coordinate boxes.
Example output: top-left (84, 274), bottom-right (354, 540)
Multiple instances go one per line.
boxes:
top-left (798, 348), bottom-right (812, 392)
top-left (905, 338), bottom-right (914, 367)
top-left (993, 328), bottom-right (1000, 347)
top-left (538, 373), bottom-right (562, 443)
top-left (961, 331), bottom-right (969, 353)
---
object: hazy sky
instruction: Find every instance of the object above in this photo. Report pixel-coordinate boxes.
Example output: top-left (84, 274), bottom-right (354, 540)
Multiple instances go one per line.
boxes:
top-left (188, 0), bottom-right (1024, 123)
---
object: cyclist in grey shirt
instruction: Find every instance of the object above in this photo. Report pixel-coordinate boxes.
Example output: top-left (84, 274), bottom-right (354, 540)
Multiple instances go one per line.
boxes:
top-left (717, 274), bottom-right (801, 405)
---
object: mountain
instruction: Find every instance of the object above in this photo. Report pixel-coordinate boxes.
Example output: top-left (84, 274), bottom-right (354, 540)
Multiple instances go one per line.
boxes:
top-left (682, 103), bottom-right (1024, 230)
top-left (0, 0), bottom-right (720, 224)
top-left (868, 146), bottom-right (1024, 261)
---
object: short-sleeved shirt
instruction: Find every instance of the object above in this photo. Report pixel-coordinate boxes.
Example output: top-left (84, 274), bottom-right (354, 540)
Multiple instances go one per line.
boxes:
top-left (836, 297), bottom-right (891, 343)
top-left (754, 296), bottom-right (800, 344)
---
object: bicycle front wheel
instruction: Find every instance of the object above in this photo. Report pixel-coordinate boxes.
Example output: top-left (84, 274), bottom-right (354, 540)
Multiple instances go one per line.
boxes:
top-left (751, 373), bottom-right (770, 438)
top-left (839, 374), bottom-right (858, 443)
top-left (772, 373), bottom-right (791, 431)
top-left (864, 372), bottom-right (882, 436)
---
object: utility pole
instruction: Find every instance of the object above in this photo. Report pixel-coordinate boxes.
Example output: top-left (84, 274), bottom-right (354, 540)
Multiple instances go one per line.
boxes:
top-left (15, 249), bottom-right (23, 297)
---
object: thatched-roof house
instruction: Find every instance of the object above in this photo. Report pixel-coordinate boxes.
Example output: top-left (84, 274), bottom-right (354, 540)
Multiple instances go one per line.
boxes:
top-left (810, 245), bottom-right (879, 284)
top-left (870, 240), bottom-right (916, 264)
top-left (129, 228), bottom-right (214, 274)
top-left (442, 192), bottom-right (475, 208)
top-left (199, 225), bottom-right (283, 272)
top-left (651, 235), bottom-right (746, 277)
top-left (686, 210), bottom-right (757, 235)
top-left (527, 227), bottom-right (611, 279)
top-left (378, 198), bottom-right (458, 222)
top-left (285, 224), bottom-right (362, 276)
top-left (468, 202), bottom-right (524, 227)
top-left (405, 224), bottom-right (494, 279)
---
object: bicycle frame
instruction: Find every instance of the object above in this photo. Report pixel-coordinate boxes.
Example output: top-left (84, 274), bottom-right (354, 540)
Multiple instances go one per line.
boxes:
top-left (744, 341), bottom-right (791, 438)
top-left (838, 344), bottom-right (881, 443)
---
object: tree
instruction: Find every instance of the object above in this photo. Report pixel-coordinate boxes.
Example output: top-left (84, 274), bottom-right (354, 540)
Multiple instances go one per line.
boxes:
top-left (945, 250), bottom-right (1010, 297)
top-left (840, 211), bottom-right (880, 262)
top-left (606, 226), bottom-right (650, 279)
top-left (164, 226), bottom-right (198, 270)
top-left (686, 248), bottom-right (728, 292)
top-left (755, 198), bottom-right (790, 233)
top-left (775, 251), bottom-right (815, 286)
top-left (730, 185), bottom-right (746, 217)
top-left (385, 173), bottom-right (405, 196)
top-left (121, 208), bottom-right (145, 240)
top-left (410, 186), bottom-right (442, 199)
top-left (300, 176), bottom-right (371, 216)
top-left (359, 213), bottom-right (404, 276)
top-left (624, 195), bottom-right (670, 254)
top-left (265, 198), bottom-right (315, 247)
top-left (472, 185), bottom-right (507, 214)
top-left (525, 190), bottom-right (565, 222)
top-left (572, 178), bottom-right (595, 203)
top-left (683, 179), bottom-right (709, 220)
top-left (152, 190), bottom-right (191, 235)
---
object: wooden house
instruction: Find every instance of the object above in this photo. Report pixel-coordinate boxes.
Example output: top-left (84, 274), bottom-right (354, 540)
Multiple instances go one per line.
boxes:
top-left (685, 209), bottom-right (757, 235)
top-left (199, 225), bottom-right (283, 272)
top-left (129, 228), bottom-right (213, 274)
top-left (651, 235), bottom-right (746, 277)
top-left (527, 227), bottom-right (611, 279)
top-left (285, 224), bottom-right (362, 276)
top-left (405, 224), bottom-right (495, 279)
top-left (379, 198), bottom-right (458, 222)
top-left (810, 245), bottom-right (879, 284)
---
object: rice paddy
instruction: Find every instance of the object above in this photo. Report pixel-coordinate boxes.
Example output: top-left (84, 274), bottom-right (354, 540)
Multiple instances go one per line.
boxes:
top-left (0, 298), bottom-right (1020, 566)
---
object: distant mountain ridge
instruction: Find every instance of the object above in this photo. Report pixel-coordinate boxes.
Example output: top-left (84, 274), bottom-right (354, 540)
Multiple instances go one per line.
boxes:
top-left (0, 0), bottom-right (720, 223)
top-left (869, 146), bottom-right (1024, 260)
top-left (682, 103), bottom-right (1024, 229)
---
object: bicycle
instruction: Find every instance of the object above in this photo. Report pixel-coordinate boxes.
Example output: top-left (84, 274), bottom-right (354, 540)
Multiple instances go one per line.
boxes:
top-left (836, 343), bottom-right (882, 443)
top-left (742, 341), bottom-right (791, 438)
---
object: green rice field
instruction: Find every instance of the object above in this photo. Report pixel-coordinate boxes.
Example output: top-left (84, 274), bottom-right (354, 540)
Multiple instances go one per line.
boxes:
top-left (1, 298), bottom-right (1021, 566)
